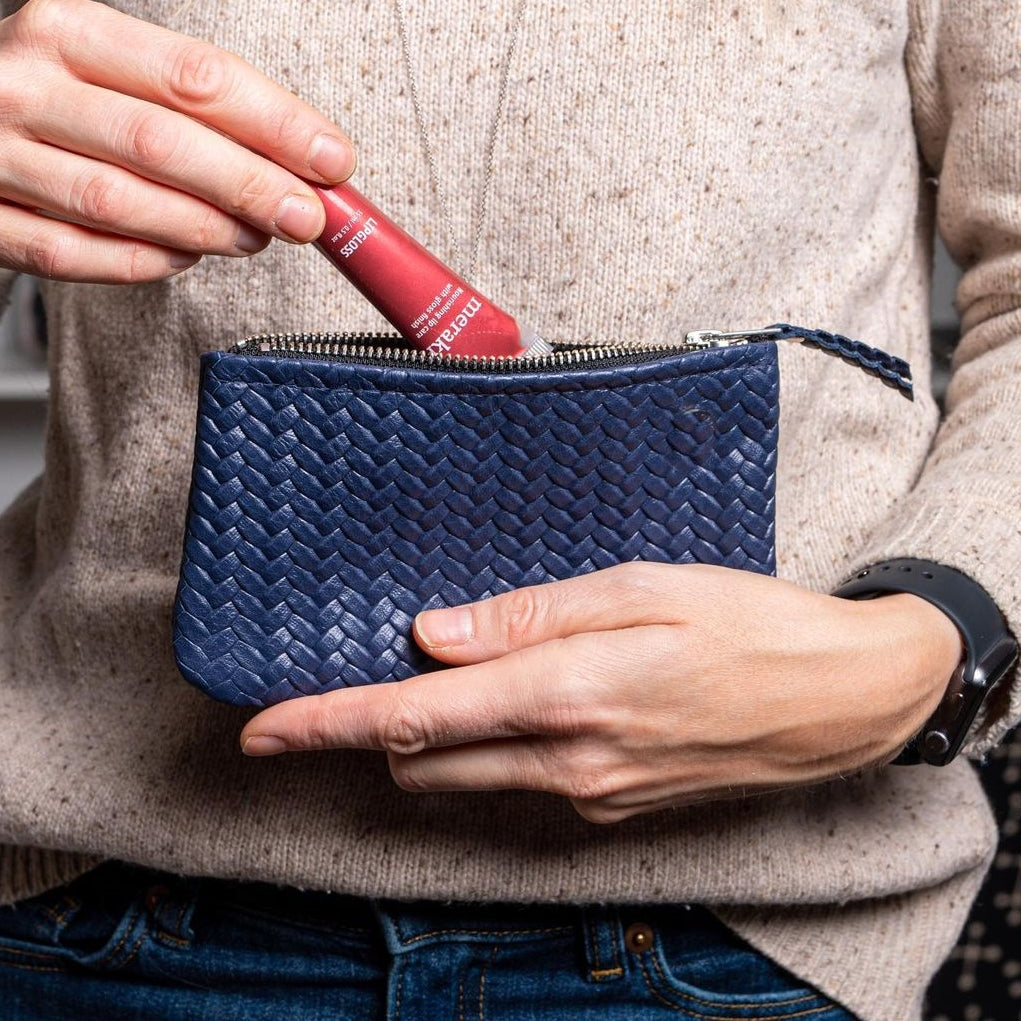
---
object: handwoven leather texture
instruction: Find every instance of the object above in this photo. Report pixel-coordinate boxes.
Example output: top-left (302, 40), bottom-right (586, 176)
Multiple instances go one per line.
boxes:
top-left (770, 323), bottom-right (913, 398)
top-left (173, 343), bottom-right (779, 705)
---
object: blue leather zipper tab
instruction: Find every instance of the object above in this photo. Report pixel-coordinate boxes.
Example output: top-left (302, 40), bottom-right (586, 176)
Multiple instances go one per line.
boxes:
top-left (769, 323), bottom-right (913, 399)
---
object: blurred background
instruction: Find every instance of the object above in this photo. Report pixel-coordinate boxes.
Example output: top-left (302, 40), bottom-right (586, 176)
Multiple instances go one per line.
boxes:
top-left (0, 272), bottom-right (48, 508)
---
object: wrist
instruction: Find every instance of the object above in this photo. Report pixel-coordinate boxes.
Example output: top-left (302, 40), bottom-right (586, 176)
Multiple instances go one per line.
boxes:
top-left (869, 592), bottom-right (963, 733)
top-left (834, 558), bottom-right (1018, 765)
top-left (843, 593), bottom-right (963, 757)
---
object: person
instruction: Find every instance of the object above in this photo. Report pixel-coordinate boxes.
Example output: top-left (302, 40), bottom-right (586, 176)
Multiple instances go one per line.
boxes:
top-left (0, 0), bottom-right (1017, 1017)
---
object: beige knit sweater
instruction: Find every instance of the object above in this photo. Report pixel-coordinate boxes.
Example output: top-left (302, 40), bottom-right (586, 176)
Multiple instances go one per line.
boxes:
top-left (1, 1), bottom-right (1019, 1018)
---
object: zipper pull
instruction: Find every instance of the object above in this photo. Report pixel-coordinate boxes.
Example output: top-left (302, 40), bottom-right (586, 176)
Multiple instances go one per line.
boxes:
top-left (683, 323), bottom-right (912, 399)
top-left (682, 327), bottom-right (783, 350)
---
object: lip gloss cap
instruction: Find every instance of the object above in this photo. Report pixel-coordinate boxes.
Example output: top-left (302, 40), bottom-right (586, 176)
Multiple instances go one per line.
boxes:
top-left (519, 325), bottom-right (553, 358)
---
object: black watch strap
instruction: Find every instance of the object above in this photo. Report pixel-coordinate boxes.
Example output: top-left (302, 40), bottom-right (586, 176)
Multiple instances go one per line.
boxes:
top-left (832, 558), bottom-right (1018, 766)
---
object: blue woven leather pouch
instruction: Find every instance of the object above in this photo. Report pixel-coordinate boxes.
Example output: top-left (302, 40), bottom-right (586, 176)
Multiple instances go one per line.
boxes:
top-left (173, 324), bottom-right (911, 706)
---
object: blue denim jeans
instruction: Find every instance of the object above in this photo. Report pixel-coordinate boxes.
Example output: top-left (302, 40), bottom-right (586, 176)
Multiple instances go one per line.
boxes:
top-left (0, 862), bottom-right (855, 1019)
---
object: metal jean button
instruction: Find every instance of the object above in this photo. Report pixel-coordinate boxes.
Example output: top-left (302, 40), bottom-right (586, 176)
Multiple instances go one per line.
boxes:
top-left (624, 921), bottom-right (654, 953)
top-left (144, 884), bottom-right (171, 913)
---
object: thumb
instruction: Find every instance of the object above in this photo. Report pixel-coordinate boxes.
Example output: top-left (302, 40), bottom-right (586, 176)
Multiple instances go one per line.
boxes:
top-left (412, 561), bottom-right (685, 664)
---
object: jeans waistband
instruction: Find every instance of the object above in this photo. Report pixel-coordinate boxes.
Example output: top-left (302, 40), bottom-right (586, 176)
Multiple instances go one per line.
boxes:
top-left (374, 900), bottom-right (583, 955)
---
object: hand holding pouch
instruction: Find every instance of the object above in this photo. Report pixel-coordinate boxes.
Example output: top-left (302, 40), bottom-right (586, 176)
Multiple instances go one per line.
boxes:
top-left (172, 324), bottom-right (911, 706)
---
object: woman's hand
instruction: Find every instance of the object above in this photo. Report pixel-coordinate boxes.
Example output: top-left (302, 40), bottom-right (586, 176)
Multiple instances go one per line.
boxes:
top-left (0, 0), bottom-right (354, 282)
top-left (240, 563), bottom-right (963, 823)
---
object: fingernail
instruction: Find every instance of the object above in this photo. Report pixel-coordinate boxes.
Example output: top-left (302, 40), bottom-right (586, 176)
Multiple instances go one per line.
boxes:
top-left (234, 222), bottom-right (269, 254)
top-left (242, 735), bottom-right (287, 756)
top-left (273, 193), bottom-right (325, 243)
top-left (169, 251), bottom-right (201, 270)
top-left (308, 133), bottom-right (356, 182)
top-left (416, 606), bottom-right (474, 647)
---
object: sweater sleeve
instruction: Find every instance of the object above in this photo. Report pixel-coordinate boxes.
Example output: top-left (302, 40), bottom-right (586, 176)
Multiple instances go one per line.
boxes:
top-left (854, 0), bottom-right (1021, 755)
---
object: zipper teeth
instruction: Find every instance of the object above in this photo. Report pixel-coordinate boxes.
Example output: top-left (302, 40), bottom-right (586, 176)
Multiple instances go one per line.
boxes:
top-left (220, 326), bottom-right (912, 395)
top-left (233, 332), bottom-right (682, 370)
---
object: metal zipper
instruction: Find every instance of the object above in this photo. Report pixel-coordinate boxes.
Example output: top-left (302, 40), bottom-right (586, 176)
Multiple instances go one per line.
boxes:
top-left (227, 323), bottom-right (912, 396)
top-left (230, 327), bottom-right (785, 372)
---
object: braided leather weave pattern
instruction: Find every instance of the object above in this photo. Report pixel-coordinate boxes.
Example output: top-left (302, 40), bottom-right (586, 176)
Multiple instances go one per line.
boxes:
top-left (173, 343), bottom-right (779, 705)
top-left (770, 323), bottom-right (914, 398)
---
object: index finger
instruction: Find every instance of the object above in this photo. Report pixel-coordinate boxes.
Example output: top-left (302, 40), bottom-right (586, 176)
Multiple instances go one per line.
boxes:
top-left (36, 0), bottom-right (354, 182)
top-left (239, 634), bottom-right (607, 757)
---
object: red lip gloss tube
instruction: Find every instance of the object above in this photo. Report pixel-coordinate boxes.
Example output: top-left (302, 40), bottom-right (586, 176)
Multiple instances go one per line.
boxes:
top-left (311, 181), bottom-right (550, 358)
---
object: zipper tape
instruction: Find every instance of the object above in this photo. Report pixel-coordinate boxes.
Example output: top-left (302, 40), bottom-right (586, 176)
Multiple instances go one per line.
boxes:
top-left (230, 323), bottom-right (913, 399)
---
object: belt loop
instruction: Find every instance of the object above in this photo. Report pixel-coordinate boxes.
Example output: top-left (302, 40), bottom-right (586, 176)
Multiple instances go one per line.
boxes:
top-left (143, 877), bottom-right (198, 949)
top-left (579, 906), bottom-right (625, 983)
top-left (372, 901), bottom-right (413, 958)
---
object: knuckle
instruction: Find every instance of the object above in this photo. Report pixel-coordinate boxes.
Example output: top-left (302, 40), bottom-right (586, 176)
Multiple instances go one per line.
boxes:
top-left (22, 225), bottom-right (77, 279)
top-left (0, 63), bottom-right (32, 127)
top-left (292, 704), bottom-right (345, 751)
top-left (265, 104), bottom-right (306, 155)
top-left (70, 168), bottom-right (128, 225)
top-left (608, 560), bottom-right (660, 601)
top-left (229, 163), bottom-right (274, 219)
top-left (646, 621), bottom-right (689, 662)
top-left (539, 694), bottom-right (586, 739)
top-left (122, 109), bottom-right (179, 172)
top-left (532, 659), bottom-right (595, 738)
top-left (376, 697), bottom-right (429, 755)
top-left (165, 40), bottom-right (232, 105)
top-left (187, 207), bottom-right (229, 252)
top-left (552, 748), bottom-right (618, 802)
top-left (499, 586), bottom-right (552, 647)
top-left (123, 242), bottom-right (166, 284)
top-left (7, 0), bottom-right (67, 46)
top-left (565, 771), bottom-right (617, 804)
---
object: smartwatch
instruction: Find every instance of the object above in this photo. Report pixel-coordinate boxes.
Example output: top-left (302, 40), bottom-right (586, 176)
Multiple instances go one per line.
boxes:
top-left (832, 558), bottom-right (1019, 766)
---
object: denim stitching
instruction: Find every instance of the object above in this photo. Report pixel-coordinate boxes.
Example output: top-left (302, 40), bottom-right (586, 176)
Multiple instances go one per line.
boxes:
top-left (394, 962), bottom-right (405, 1021)
top-left (588, 909), bottom-right (625, 979)
top-left (113, 926), bottom-right (150, 973)
top-left (457, 967), bottom-right (467, 1021)
top-left (587, 914), bottom-right (601, 975)
top-left (0, 944), bottom-right (66, 963)
top-left (477, 945), bottom-right (498, 1021)
top-left (150, 897), bottom-right (193, 948)
top-left (649, 948), bottom-right (819, 1009)
top-left (608, 910), bottom-right (622, 974)
top-left (92, 907), bottom-right (143, 969)
top-left (42, 895), bottom-right (80, 931)
top-left (0, 958), bottom-right (63, 974)
top-left (639, 952), bottom-right (836, 1020)
top-left (590, 966), bottom-right (624, 980)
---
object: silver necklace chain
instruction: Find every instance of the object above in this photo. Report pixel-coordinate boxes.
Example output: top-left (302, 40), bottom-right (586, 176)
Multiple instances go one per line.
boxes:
top-left (394, 0), bottom-right (528, 280)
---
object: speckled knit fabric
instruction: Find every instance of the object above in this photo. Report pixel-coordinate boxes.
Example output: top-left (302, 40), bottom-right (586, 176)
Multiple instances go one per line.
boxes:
top-left (0, 2), bottom-right (1019, 1018)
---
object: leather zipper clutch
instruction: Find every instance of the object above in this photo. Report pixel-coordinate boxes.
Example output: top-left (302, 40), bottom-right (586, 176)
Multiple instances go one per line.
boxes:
top-left (172, 324), bottom-right (911, 706)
